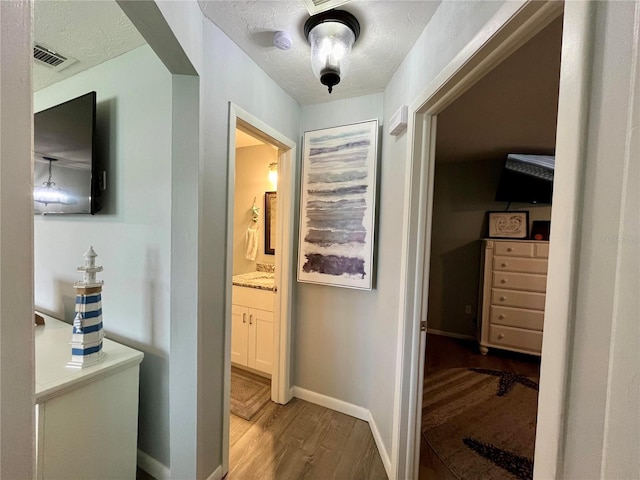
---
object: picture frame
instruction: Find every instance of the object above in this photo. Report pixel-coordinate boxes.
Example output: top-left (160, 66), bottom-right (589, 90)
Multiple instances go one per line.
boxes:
top-left (264, 191), bottom-right (276, 255)
top-left (487, 211), bottom-right (529, 239)
top-left (297, 119), bottom-right (379, 290)
top-left (530, 220), bottom-right (551, 241)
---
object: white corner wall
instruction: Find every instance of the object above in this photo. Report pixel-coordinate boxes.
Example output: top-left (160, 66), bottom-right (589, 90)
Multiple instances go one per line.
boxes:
top-left (371, 1), bottom-right (509, 465)
top-left (0, 2), bottom-right (34, 478)
top-left (156, 4), bottom-right (301, 476)
top-left (560, 1), bottom-right (640, 477)
top-left (34, 45), bottom-right (173, 467)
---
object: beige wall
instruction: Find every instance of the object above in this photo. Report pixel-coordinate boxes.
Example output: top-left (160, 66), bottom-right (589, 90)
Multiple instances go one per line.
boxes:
top-left (233, 144), bottom-right (277, 275)
top-left (427, 17), bottom-right (561, 337)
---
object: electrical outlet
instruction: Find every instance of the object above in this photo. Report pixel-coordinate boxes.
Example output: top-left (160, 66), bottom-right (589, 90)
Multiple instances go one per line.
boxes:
top-left (464, 305), bottom-right (472, 315)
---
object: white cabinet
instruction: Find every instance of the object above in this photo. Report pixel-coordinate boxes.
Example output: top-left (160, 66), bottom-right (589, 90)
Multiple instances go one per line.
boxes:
top-left (477, 239), bottom-right (549, 356)
top-left (35, 313), bottom-right (143, 480)
top-left (231, 286), bottom-right (274, 375)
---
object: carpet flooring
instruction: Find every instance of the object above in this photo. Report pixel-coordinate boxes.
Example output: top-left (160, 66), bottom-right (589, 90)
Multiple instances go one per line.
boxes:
top-left (230, 367), bottom-right (271, 420)
top-left (422, 367), bottom-right (539, 480)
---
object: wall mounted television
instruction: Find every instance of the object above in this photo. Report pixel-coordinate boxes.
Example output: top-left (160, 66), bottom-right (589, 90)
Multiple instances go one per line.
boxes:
top-left (495, 153), bottom-right (554, 205)
top-left (34, 91), bottom-right (101, 215)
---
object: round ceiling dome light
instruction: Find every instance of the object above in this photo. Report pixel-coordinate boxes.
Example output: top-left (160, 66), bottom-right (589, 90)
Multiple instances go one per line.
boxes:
top-left (304, 9), bottom-right (360, 94)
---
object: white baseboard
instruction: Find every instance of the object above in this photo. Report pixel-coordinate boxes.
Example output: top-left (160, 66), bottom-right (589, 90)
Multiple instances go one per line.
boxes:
top-left (206, 465), bottom-right (224, 480)
top-left (291, 386), bottom-right (368, 421)
top-left (137, 450), bottom-right (170, 480)
top-left (368, 411), bottom-right (393, 480)
top-left (290, 387), bottom-right (394, 479)
top-left (427, 328), bottom-right (475, 341)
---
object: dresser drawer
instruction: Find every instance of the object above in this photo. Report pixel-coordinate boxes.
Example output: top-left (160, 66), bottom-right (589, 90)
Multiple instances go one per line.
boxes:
top-left (492, 271), bottom-right (547, 292)
top-left (535, 243), bottom-right (549, 258)
top-left (490, 306), bottom-right (544, 330)
top-left (492, 288), bottom-right (546, 310)
top-left (494, 241), bottom-right (534, 257)
top-left (489, 325), bottom-right (543, 353)
top-left (493, 256), bottom-right (548, 274)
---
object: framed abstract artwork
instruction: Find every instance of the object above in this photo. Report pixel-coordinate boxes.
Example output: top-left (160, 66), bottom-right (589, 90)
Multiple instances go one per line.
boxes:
top-left (297, 119), bottom-right (378, 290)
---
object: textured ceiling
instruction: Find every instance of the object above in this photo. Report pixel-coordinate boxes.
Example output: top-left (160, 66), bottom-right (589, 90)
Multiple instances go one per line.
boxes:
top-left (198, 0), bottom-right (440, 106)
top-left (33, 1), bottom-right (146, 92)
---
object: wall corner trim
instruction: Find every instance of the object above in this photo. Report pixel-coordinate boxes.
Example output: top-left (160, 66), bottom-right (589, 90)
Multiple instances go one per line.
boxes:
top-left (206, 465), bottom-right (224, 480)
top-left (369, 411), bottom-right (393, 479)
top-left (426, 328), bottom-right (476, 342)
top-left (291, 386), bottom-right (369, 421)
top-left (137, 450), bottom-right (171, 480)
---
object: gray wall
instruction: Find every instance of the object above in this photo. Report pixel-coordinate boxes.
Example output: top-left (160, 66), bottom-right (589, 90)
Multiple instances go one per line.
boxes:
top-left (427, 17), bottom-right (561, 337)
top-left (34, 45), bottom-right (173, 465)
top-left (295, 93), bottom-right (383, 409)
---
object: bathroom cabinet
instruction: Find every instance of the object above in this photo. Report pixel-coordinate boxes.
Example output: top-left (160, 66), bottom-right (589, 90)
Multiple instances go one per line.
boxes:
top-left (231, 286), bottom-right (274, 375)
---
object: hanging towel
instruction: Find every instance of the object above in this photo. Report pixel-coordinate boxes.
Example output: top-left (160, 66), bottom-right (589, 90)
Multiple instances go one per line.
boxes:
top-left (245, 226), bottom-right (259, 261)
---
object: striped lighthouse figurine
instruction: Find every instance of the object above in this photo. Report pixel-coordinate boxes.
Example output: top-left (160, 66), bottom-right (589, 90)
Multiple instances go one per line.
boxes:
top-left (67, 246), bottom-right (106, 369)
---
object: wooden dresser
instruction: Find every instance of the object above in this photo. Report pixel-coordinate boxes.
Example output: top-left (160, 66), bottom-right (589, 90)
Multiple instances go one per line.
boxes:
top-left (477, 239), bottom-right (549, 356)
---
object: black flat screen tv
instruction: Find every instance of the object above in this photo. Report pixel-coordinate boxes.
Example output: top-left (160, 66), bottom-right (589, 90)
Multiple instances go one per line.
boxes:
top-left (34, 91), bottom-right (100, 214)
top-left (495, 153), bottom-right (554, 205)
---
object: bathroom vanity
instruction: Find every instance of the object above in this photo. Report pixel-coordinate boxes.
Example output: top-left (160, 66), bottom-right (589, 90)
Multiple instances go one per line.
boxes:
top-left (231, 267), bottom-right (275, 376)
top-left (35, 313), bottom-right (143, 479)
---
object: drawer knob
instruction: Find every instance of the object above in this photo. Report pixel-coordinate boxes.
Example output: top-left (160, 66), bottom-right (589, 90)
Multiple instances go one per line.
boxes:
top-left (498, 333), bottom-right (505, 340)
top-left (498, 314), bottom-right (506, 320)
top-left (501, 279), bottom-right (507, 284)
top-left (500, 296), bottom-right (507, 301)
top-left (507, 247), bottom-right (513, 252)
top-left (501, 262), bottom-right (508, 268)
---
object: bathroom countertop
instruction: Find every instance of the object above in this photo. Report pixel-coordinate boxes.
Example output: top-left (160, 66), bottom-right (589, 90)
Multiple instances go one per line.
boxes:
top-left (232, 271), bottom-right (276, 291)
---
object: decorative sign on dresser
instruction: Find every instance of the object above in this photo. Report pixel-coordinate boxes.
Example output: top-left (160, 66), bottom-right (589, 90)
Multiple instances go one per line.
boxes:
top-left (477, 239), bottom-right (549, 356)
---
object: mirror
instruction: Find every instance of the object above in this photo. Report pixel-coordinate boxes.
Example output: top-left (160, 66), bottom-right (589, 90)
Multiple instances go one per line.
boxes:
top-left (264, 191), bottom-right (276, 254)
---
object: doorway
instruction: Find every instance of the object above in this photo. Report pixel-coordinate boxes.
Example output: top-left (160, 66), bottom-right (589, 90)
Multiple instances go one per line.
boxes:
top-left (419, 14), bottom-right (562, 479)
top-left (394, 1), bottom-right (594, 479)
top-left (223, 104), bottom-right (297, 475)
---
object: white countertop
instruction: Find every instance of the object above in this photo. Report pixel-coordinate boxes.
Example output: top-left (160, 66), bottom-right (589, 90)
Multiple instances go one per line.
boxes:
top-left (35, 313), bottom-right (144, 403)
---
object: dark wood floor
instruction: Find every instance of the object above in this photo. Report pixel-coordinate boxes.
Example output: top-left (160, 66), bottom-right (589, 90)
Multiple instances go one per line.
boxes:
top-left (230, 397), bottom-right (387, 480)
top-left (419, 333), bottom-right (541, 480)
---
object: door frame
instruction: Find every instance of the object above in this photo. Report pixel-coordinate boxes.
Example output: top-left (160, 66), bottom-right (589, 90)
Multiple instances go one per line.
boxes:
top-left (223, 103), bottom-right (296, 473)
top-left (393, 1), bottom-right (594, 478)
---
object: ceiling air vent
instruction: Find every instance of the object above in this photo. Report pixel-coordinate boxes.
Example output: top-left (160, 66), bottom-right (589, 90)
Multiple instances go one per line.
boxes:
top-left (33, 44), bottom-right (77, 71)
top-left (303, 0), bottom-right (352, 15)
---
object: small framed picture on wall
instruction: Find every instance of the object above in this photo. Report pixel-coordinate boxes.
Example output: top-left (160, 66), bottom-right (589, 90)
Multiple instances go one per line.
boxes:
top-left (487, 211), bottom-right (529, 239)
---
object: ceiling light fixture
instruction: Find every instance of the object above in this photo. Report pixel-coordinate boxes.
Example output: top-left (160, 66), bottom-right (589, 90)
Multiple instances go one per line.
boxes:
top-left (34, 157), bottom-right (76, 206)
top-left (304, 9), bottom-right (360, 94)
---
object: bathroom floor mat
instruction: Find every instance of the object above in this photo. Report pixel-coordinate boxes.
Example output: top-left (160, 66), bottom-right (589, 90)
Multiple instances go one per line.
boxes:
top-left (230, 367), bottom-right (271, 421)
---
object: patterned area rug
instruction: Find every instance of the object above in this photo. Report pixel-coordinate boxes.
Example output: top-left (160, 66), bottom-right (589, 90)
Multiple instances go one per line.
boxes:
top-left (422, 368), bottom-right (539, 480)
top-left (230, 367), bottom-right (271, 421)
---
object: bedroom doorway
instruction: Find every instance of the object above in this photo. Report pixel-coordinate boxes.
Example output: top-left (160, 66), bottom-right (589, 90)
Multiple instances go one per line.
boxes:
top-left (394, 1), bottom-right (594, 478)
top-left (419, 14), bottom-right (562, 479)
top-left (223, 104), bottom-right (297, 475)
